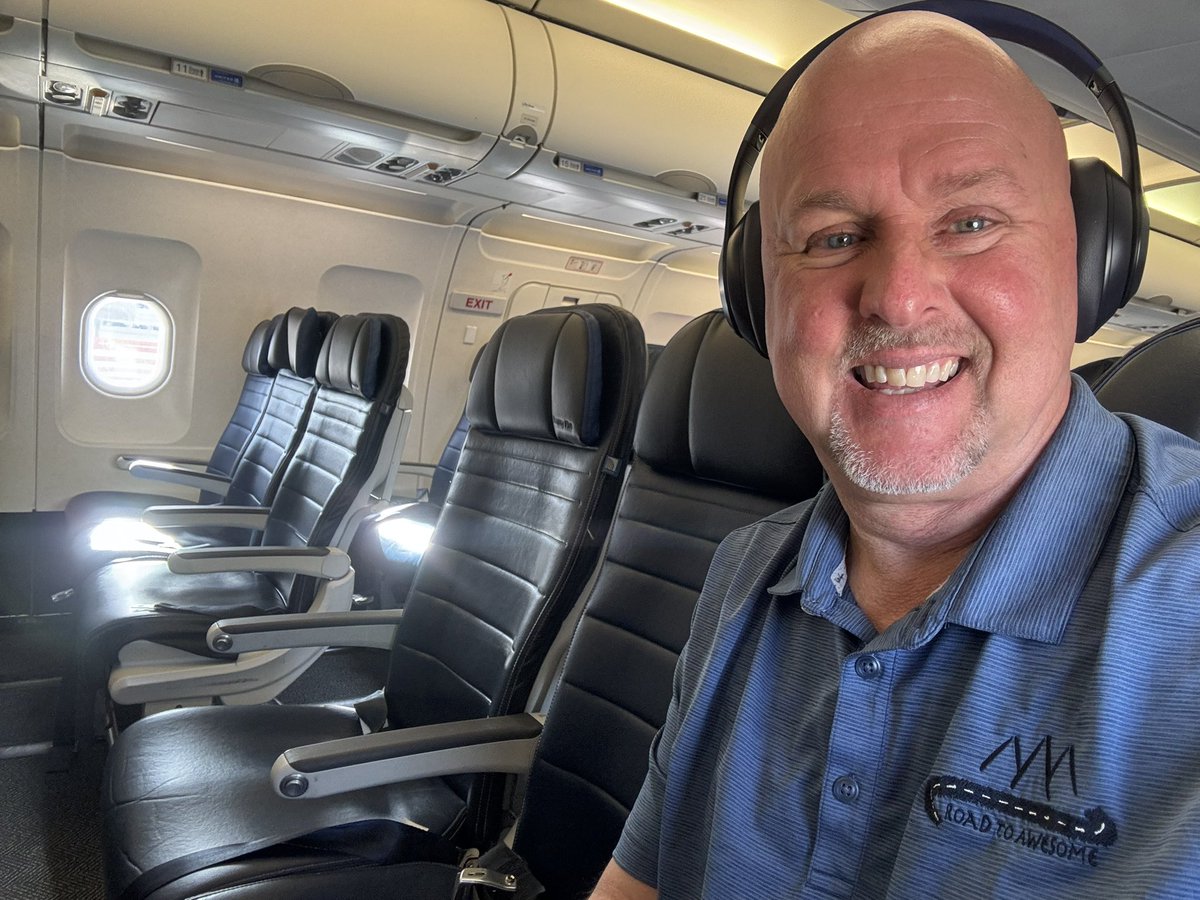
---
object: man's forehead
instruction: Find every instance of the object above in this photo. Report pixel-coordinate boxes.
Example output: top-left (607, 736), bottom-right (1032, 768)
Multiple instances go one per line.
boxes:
top-left (779, 162), bottom-right (1031, 216)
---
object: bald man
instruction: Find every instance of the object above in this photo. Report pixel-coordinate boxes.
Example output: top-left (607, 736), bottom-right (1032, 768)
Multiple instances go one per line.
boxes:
top-left (593, 11), bottom-right (1200, 899)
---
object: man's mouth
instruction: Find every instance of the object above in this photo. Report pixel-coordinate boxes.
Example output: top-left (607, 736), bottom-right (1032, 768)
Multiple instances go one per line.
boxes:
top-left (853, 357), bottom-right (961, 394)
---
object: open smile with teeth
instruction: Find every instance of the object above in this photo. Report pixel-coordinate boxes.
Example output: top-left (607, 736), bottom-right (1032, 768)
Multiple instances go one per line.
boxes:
top-left (854, 357), bottom-right (961, 393)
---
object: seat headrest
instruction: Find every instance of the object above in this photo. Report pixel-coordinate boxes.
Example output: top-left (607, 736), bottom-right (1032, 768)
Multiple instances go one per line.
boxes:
top-left (636, 310), bottom-right (824, 500)
top-left (241, 318), bottom-right (277, 376)
top-left (467, 308), bottom-right (604, 447)
top-left (1092, 317), bottom-right (1200, 440)
top-left (315, 313), bottom-right (410, 401)
top-left (267, 307), bottom-right (329, 378)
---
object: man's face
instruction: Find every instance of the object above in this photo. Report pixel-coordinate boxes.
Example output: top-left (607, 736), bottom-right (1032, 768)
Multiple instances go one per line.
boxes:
top-left (760, 29), bottom-right (1078, 501)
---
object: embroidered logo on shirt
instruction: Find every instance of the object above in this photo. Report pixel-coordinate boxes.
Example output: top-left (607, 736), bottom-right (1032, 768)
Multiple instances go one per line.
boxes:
top-left (923, 734), bottom-right (1118, 868)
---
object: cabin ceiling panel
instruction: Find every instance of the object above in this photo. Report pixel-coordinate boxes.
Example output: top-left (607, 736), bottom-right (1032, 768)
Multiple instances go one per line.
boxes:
top-left (525, 0), bottom-right (855, 92)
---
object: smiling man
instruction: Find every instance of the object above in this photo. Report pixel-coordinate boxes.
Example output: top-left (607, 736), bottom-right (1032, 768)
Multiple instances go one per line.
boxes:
top-left (593, 10), bottom-right (1200, 900)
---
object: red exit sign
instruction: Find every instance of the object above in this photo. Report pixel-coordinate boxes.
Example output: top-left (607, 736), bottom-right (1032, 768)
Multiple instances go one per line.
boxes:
top-left (449, 291), bottom-right (507, 316)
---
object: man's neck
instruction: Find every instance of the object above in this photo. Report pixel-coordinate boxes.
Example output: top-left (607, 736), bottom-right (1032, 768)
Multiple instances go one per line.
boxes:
top-left (841, 480), bottom-right (1019, 634)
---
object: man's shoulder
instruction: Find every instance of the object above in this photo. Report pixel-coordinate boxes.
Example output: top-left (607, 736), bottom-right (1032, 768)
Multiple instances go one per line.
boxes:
top-left (713, 496), bottom-right (816, 565)
top-left (1122, 413), bottom-right (1200, 533)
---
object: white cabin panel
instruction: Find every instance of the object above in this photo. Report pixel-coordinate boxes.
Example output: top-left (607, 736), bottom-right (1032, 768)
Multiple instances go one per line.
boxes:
top-left (36, 152), bottom-right (459, 509)
top-left (416, 212), bottom-right (666, 463)
top-left (58, 228), bottom-right (202, 447)
top-left (0, 143), bottom-right (39, 511)
top-left (631, 248), bottom-right (723, 346)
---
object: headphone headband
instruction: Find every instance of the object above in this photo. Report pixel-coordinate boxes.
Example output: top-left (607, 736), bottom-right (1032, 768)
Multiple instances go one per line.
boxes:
top-left (721, 0), bottom-right (1149, 353)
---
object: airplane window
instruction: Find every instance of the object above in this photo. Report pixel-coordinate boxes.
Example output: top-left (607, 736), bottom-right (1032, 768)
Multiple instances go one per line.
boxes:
top-left (80, 291), bottom-right (174, 397)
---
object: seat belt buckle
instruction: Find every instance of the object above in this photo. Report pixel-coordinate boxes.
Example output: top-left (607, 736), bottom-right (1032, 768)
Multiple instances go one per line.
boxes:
top-left (457, 866), bottom-right (519, 893)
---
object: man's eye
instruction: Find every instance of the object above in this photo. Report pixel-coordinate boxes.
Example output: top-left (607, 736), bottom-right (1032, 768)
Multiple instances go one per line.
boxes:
top-left (951, 216), bottom-right (990, 234)
top-left (811, 232), bottom-right (858, 252)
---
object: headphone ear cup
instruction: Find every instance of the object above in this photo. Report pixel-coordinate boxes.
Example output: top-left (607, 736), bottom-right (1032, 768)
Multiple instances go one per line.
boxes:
top-left (1070, 157), bottom-right (1137, 341)
top-left (719, 201), bottom-right (770, 358)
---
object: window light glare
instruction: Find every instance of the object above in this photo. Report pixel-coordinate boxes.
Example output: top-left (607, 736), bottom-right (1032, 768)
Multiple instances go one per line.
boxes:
top-left (89, 518), bottom-right (180, 552)
top-left (376, 517), bottom-right (436, 556)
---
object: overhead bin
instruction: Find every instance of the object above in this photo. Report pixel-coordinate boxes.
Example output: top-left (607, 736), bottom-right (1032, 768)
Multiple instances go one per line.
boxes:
top-left (47, 0), bottom-right (513, 134)
top-left (39, 0), bottom-right (762, 243)
top-left (0, 10), bottom-right (43, 146)
top-left (42, 0), bottom-right (546, 183)
top-left (493, 21), bottom-right (761, 244)
top-left (543, 23), bottom-right (759, 196)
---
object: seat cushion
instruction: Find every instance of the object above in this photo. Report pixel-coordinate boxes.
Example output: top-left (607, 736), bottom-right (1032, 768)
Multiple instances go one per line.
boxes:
top-left (104, 705), bottom-right (466, 900)
top-left (66, 521), bottom-right (257, 585)
top-left (62, 490), bottom-right (193, 533)
top-left (75, 557), bottom-right (287, 666)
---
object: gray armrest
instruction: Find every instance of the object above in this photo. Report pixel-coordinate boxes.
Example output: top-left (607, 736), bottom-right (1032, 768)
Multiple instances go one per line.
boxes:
top-left (129, 460), bottom-right (232, 496)
top-left (144, 505), bottom-right (270, 529)
top-left (116, 454), bottom-right (207, 471)
top-left (208, 609), bottom-right (403, 653)
top-left (270, 714), bottom-right (544, 799)
top-left (168, 546), bottom-right (351, 579)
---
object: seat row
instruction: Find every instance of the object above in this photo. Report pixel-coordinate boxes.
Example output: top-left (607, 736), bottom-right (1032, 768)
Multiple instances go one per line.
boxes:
top-left (56, 307), bottom-right (412, 746)
top-left (92, 304), bottom-right (825, 899)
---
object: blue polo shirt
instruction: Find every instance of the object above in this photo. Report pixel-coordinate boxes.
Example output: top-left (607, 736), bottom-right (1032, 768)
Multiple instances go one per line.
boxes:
top-left (614, 378), bottom-right (1200, 898)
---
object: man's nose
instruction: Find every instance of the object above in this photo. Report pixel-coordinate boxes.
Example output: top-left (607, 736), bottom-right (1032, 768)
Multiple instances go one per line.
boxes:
top-left (856, 238), bottom-right (945, 328)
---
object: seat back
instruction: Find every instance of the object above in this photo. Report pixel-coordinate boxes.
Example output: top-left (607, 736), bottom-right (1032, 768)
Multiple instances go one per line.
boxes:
top-left (1091, 316), bottom-right (1200, 440)
top-left (382, 305), bottom-right (645, 842)
top-left (261, 313), bottom-right (412, 611)
top-left (511, 310), bottom-right (825, 897)
top-left (221, 307), bottom-right (332, 510)
top-left (198, 317), bottom-right (279, 502)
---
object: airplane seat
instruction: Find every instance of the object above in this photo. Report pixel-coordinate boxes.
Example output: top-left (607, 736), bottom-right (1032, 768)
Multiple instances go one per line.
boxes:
top-left (59, 312), bottom-right (411, 743)
top-left (513, 311), bottom-right (824, 897)
top-left (61, 315), bottom-right (281, 534)
top-left (354, 343), bottom-right (663, 612)
top-left (97, 310), bottom-right (824, 900)
top-left (63, 308), bottom-right (333, 583)
top-left (1072, 355), bottom-right (1120, 389)
top-left (348, 409), bottom-right (469, 610)
top-left (347, 342), bottom-right (490, 610)
top-left (99, 304), bottom-right (647, 900)
top-left (1091, 317), bottom-right (1200, 439)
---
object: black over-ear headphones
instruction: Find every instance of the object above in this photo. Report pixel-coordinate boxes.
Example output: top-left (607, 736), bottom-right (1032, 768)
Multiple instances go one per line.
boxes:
top-left (719, 0), bottom-right (1149, 357)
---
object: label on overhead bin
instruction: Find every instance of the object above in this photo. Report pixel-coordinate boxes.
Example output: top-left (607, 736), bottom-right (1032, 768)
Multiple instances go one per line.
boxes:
top-left (171, 59), bottom-right (209, 82)
top-left (449, 291), bottom-right (507, 316)
top-left (209, 68), bottom-right (245, 88)
top-left (556, 156), bottom-right (604, 178)
top-left (565, 256), bottom-right (603, 275)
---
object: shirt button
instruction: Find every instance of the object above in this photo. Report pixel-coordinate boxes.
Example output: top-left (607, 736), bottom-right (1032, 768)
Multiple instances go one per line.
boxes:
top-left (832, 775), bottom-right (860, 804)
top-left (854, 654), bottom-right (883, 680)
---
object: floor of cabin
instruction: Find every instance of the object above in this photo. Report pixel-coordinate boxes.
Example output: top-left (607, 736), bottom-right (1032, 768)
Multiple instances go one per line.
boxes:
top-left (0, 616), bottom-right (105, 900)
top-left (0, 613), bottom-right (390, 899)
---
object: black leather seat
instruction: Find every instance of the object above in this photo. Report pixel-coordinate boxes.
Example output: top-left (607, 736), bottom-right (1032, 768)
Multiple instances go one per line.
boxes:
top-left (1091, 317), bottom-right (1200, 439)
top-left (63, 315), bottom-right (281, 534)
top-left (348, 409), bottom-right (469, 609)
top-left (99, 310), bottom-right (823, 900)
top-left (60, 313), bottom-right (411, 740)
top-left (100, 304), bottom-right (647, 900)
top-left (1072, 355), bottom-right (1120, 389)
top-left (65, 308), bottom-right (333, 581)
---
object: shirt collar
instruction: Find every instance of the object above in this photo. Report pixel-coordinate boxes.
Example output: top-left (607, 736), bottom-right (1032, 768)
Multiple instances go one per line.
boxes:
top-left (768, 377), bottom-right (1134, 646)
top-left (940, 377), bottom-right (1134, 643)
